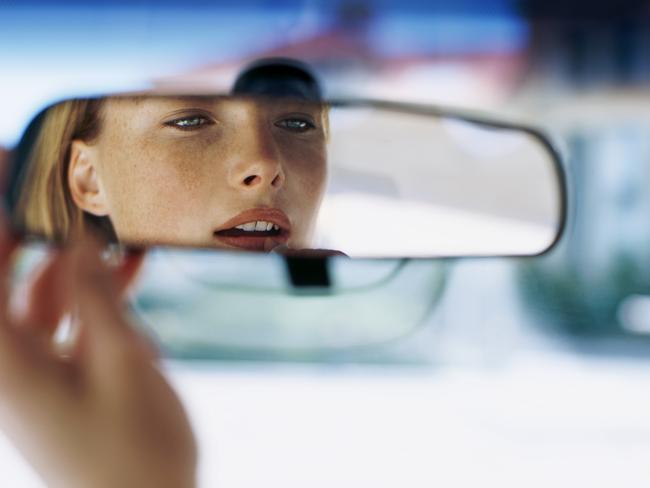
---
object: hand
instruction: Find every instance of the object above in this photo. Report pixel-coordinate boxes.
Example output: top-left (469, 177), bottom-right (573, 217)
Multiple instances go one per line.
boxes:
top-left (0, 230), bottom-right (197, 488)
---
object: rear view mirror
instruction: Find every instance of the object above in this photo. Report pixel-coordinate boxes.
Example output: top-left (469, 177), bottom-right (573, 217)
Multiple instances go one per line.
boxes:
top-left (7, 94), bottom-right (565, 258)
top-left (4, 58), bottom-right (567, 355)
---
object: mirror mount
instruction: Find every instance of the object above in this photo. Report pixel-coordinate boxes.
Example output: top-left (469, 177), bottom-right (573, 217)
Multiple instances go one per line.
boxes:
top-left (285, 256), bottom-right (332, 289)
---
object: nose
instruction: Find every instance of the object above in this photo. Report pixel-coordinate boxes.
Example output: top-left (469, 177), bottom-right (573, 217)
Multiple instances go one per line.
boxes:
top-left (227, 123), bottom-right (285, 191)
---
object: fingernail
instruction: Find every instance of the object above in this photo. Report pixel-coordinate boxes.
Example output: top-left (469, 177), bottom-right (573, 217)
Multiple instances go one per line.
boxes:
top-left (53, 310), bottom-right (81, 358)
top-left (101, 243), bottom-right (125, 266)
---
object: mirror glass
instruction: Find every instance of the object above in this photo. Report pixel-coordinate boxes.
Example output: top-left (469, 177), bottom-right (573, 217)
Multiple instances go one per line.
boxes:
top-left (8, 94), bottom-right (563, 257)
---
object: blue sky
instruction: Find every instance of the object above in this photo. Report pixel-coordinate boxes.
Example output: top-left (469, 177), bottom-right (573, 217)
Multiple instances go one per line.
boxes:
top-left (0, 2), bottom-right (526, 145)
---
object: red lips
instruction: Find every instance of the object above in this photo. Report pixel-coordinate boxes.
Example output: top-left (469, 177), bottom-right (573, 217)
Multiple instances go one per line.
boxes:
top-left (213, 208), bottom-right (291, 251)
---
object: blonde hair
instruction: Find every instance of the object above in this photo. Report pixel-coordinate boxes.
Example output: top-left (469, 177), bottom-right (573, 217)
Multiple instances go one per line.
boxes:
top-left (14, 98), bottom-right (107, 241)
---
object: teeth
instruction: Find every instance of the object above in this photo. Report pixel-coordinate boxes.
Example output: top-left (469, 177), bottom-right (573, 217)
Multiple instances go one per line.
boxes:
top-left (233, 221), bottom-right (278, 232)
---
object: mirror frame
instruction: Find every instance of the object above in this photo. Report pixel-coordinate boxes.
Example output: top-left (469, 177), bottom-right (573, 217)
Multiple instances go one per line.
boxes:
top-left (6, 94), bottom-right (568, 261)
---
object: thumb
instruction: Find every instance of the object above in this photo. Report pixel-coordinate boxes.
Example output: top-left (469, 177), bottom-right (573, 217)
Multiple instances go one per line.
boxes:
top-left (71, 236), bottom-right (152, 381)
top-left (112, 248), bottom-right (145, 296)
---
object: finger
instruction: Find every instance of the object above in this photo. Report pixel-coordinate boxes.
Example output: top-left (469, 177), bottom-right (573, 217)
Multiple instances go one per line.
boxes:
top-left (112, 248), bottom-right (145, 296)
top-left (0, 220), bottom-right (53, 394)
top-left (68, 243), bottom-right (156, 365)
top-left (9, 249), bottom-right (71, 334)
top-left (5, 245), bottom-right (140, 363)
top-left (114, 250), bottom-right (159, 361)
top-left (71, 235), bottom-right (153, 380)
top-left (6, 248), bottom-right (93, 364)
top-left (129, 325), bottom-right (160, 362)
top-left (0, 215), bottom-right (19, 317)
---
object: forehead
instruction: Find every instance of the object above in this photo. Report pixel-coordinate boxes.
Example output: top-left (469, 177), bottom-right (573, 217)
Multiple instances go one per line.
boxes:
top-left (101, 95), bottom-right (324, 118)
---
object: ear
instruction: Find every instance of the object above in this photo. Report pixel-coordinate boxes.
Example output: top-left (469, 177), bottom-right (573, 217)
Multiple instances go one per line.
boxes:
top-left (68, 140), bottom-right (109, 216)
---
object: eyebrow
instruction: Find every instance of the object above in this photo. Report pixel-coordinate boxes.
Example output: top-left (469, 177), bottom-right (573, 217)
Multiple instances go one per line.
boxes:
top-left (149, 95), bottom-right (223, 105)
top-left (137, 95), bottom-right (325, 114)
top-left (171, 95), bottom-right (221, 102)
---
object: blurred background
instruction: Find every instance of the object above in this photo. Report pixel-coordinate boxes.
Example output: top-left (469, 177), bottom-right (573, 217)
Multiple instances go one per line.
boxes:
top-left (2, 0), bottom-right (650, 486)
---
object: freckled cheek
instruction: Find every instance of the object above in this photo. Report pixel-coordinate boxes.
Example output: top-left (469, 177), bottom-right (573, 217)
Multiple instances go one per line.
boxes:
top-left (283, 150), bottom-right (326, 243)
top-left (101, 144), bottom-right (216, 232)
top-left (287, 154), bottom-right (326, 247)
top-left (293, 149), bottom-right (327, 209)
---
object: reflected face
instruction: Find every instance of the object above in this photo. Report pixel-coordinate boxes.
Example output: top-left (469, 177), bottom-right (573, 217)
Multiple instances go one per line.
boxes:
top-left (70, 96), bottom-right (327, 251)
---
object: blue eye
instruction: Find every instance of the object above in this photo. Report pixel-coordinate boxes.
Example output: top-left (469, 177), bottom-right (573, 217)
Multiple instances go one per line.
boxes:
top-left (275, 117), bottom-right (315, 133)
top-left (165, 115), bottom-right (211, 130)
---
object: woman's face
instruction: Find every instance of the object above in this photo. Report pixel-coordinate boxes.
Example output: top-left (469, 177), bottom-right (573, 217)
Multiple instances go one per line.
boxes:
top-left (69, 96), bottom-right (328, 251)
